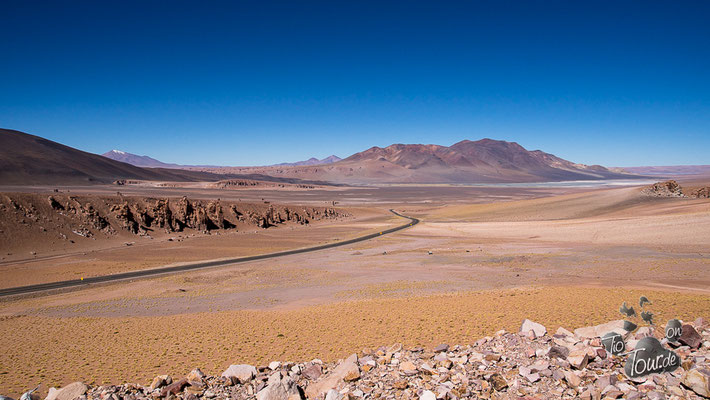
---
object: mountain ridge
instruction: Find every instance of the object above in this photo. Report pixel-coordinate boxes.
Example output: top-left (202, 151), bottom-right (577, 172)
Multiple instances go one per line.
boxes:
top-left (1, 128), bottom-right (641, 185)
top-left (271, 155), bottom-right (342, 167)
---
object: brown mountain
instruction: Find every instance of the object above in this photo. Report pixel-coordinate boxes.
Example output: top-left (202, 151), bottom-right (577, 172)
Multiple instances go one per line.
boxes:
top-left (239, 139), bottom-right (636, 184)
top-left (0, 129), bottom-right (233, 185)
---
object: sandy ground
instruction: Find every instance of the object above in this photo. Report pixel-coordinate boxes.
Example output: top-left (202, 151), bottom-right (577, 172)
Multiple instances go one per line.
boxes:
top-left (1, 181), bottom-right (709, 397)
top-left (1, 288), bottom-right (709, 397)
top-left (0, 206), bottom-right (393, 289)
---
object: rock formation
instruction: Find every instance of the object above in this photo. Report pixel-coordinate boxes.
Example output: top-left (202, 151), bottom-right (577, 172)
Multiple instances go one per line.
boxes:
top-left (0, 193), bottom-right (350, 248)
top-left (690, 187), bottom-right (710, 199)
top-left (642, 181), bottom-right (710, 199)
top-left (641, 180), bottom-right (685, 197)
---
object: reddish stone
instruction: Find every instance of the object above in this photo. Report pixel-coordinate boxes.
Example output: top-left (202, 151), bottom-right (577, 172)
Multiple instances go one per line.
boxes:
top-left (679, 324), bottom-right (702, 349)
top-left (160, 379), bottom-right (188, 397)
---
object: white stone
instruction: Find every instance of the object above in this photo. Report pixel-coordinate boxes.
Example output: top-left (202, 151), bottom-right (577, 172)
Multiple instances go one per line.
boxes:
top-left (520, 319), bottom-right (547, 338)
top-left (44, 382), bottom-right (88, 400)
top-left (222, 364), bottom-right (257, 383)
top-left (420, 390), bottom-right (436, 400)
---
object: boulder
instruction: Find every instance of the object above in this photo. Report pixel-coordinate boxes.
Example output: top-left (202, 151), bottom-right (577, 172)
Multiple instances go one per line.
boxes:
top-left (305, 354), bottom-right (360, 398)
top-left (433, 344), bottom-right (450, 353)
top-left (324, 390), bottom-right (341, 400)
top-left (149, 375), bottom-right (172, 391)
top-left (44, 382), bottom-right (88, 400)
top-left (256, 372), bottom-right (303, 400)
top-left (563, 370), bottom-right (581, 388)
top-left (488, 373), bottom-right (508, 391)
top-left (187, 368), bottom-right (205, 383)
top-left (419, 390), bottom-right (436, 400)
top-left (160, 379), bottom-right (188, 397)
top-left (222, 364), bottom-right (257, 384)
top-left (679, 324), bottom-right (702, 349)
top-left (682, 368), bottom-right (710, 398)
top-left (520, 319), bottom-right (547, 338)
top-left (574, 320), bottom-right (633, 339)
top-left (399, 361), bottom-right (418, 375)
top-left (302, 363), bottom-right (322, 380)
top-left (548, 345), bottom-right (570, 359)
top-left (567, 348), bottom-right (589, 369)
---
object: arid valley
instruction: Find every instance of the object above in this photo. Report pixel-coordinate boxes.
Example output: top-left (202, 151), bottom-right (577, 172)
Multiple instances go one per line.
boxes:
top-left (2, 146), bottom-right (710, 398)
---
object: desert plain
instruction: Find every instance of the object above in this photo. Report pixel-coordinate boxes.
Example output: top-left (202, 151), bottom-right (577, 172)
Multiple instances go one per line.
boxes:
top-left (1, 176), bottom-right (709, 397)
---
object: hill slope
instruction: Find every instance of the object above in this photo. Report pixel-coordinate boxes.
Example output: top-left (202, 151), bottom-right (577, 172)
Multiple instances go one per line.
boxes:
top-left (0, 129), bottom-right (230, 184)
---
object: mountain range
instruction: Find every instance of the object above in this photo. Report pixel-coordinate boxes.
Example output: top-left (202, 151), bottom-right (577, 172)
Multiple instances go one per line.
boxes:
top-left (102, 150), bottom-right (342, 168)
top-left (238, 139), bottom-right (636, 184)
top-left (272, 155), bottom-right (342, 167)
top-left (1, 128), bottom-right (642, 185)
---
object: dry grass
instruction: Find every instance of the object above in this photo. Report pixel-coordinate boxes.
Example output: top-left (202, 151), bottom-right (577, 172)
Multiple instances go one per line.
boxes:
top-left (1, 286), bottom-right (709, 397)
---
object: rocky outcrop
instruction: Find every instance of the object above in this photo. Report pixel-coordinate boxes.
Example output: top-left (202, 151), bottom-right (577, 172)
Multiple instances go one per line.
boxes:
top-left (47, 196), bottom-right (64, 210)
top-left (111, 201), bottom-right (140, 234)
top-left (642, 181), bottom-right (710, 199)
top-left (690, 187), bottom-right (710, 198)
top-left (1, 193), bottom-right (350, 247)
top-left (151, 199), bottom-right (174, 232)
top-left (641, 180), bottom-right (685, 197)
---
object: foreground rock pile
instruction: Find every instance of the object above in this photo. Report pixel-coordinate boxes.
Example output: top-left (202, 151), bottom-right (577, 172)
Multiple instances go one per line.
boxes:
top-left (22, 318), bottom-right (710, 400)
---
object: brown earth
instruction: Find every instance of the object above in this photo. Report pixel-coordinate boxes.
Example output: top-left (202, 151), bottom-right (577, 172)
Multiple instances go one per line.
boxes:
top-left (1, 288), bottom-right (709, 397)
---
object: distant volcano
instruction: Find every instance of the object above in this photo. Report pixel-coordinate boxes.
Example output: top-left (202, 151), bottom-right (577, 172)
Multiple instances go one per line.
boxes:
top-left (102, 150), bottom-right (179, 168)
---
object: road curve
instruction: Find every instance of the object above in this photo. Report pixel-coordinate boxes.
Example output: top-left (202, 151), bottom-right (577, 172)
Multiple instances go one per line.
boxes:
top-left (0, 209), bottom-right (419, 298)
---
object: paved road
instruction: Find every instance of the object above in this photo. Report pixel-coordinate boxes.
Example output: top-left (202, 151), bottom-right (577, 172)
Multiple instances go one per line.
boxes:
top-left (0, 209), bottom-right (419, 298)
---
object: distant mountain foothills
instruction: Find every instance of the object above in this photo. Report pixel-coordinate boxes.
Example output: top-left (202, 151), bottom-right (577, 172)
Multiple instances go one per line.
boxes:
top-left (103, 150), bottom-right (342, 168)
top-left (1, 128), bottom-right (649, 186)
top-left (271, 155), bottom-right (342, 167)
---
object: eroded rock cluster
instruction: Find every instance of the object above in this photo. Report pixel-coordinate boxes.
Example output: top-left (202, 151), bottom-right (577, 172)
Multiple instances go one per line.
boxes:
top-left (210, 180), bottom-right (316, 190)
top-left (641, 181), bottom-right (710, 199)
top-left (0, 193), bottom-right (349, 250)
top-left (641, 181), bottom-right (685, 197)
top-left (21, 318), bottom-right (710, 400)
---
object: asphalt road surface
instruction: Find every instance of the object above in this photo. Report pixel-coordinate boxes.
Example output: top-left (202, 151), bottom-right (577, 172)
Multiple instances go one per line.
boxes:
top-left (0, 209), bottom-right (418, 298)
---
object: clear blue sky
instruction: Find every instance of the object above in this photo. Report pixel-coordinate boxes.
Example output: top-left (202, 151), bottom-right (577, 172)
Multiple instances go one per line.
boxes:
top-left (1, 1), bottom-right (708, 166)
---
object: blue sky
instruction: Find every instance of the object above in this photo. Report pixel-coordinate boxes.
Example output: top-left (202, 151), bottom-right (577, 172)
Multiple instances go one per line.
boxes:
top-left (1, 1), bottom-right (708, 166)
